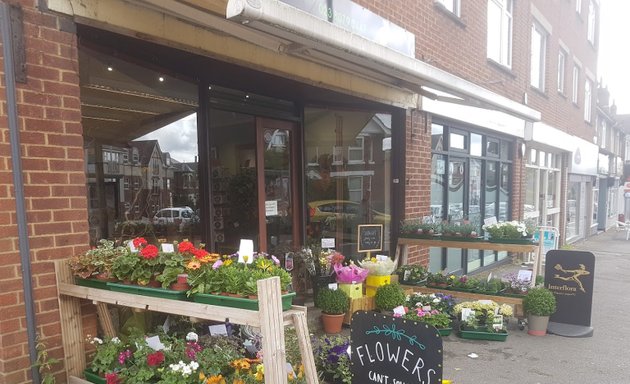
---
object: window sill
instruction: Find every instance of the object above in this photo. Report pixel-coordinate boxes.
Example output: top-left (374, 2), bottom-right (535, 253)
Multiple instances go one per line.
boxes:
top-left (529, 86), bottom-right (548, 99)
top-left (433, 2), bottom-right (466, 28)
top-left (486, 59), bottom-right (516, 78)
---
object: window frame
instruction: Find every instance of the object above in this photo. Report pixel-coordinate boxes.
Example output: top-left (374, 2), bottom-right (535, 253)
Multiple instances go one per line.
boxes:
top-left (557, 49), bottom-right (566, 93)
top-left (435, 0), bottom-right (461, 17)
top-left (572, 65), bottom-right (580, 104)
top-left (587, 0), bottom-right (596, 44)
top-left (584, 78), bottom-right (592, 122)
top-left (487, 0), bottom-right (513, 68)
top-left (530, 21), bottom-right (547, 91)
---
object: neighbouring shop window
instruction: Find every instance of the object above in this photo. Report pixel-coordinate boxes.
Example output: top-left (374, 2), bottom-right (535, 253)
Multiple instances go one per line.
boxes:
top-left (567, 182), bottom-right (580, 239)
top-left (80, 46), bottom-right (200, 245)
top-left (487, 0), bottom-right (513, 67)
top-left (523, 148), bottom-right (561, 228)
top-left (305, 108), bottom-right (392, 260)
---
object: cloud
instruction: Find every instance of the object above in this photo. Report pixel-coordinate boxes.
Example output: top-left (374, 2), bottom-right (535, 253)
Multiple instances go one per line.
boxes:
top-left (137, 113), bottom-right (198, 162)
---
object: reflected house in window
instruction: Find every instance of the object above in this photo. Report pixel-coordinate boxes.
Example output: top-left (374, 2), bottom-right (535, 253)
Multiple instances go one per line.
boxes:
top-left (172, 160), bottom-right (199, 209)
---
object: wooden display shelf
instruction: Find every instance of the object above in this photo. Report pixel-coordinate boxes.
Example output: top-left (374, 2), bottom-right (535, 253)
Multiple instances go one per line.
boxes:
top-left (394, 236), bottom-right (543, 287)
top-left (403, 285), bottom-right (524, 318)
top-left (54, 260), bottom-right (317, 384)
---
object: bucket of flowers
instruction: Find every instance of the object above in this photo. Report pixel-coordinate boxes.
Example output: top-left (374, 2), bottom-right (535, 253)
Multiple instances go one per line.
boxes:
top-left (453, 300), bottom-right (513, 341)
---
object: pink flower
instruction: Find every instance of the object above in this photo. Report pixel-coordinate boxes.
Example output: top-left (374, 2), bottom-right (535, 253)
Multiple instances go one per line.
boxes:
top-left (212, 260), bottom-right (223, 270)
top-left (118, 349), bottom-right (131, 364)
top-left (271, 255), bottom-right (280, 265)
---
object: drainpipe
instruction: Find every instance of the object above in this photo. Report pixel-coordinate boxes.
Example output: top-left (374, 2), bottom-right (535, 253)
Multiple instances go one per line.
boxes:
top-left (0, 3), bottom-right (41, 383)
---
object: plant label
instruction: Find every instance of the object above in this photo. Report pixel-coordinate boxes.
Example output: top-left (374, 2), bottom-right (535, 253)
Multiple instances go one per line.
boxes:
top-left (461, 308), bottom-right (475, 322)
top-left (517, 269), bottom-right (533, 282)
top-left (161, 243), bottom-right (174, 253)
top-left (321, 238), bottom-right (335, 249)
top-left (328, 283), bottom-right (338, 291)
top-left (484, 217), bottom-right (498, 226)
top-left (493, 315), bottom-right (504, 331)
top-left (209, 324), bottom-right (228, 336)
top-left (393, 305), bottom-right (406, 316)
top-left (285, 254), bottom-right (294, 271)
top-left (128, 242), bottom-right (138, 253)
top-left (145, 336), bottom-right (165, 351)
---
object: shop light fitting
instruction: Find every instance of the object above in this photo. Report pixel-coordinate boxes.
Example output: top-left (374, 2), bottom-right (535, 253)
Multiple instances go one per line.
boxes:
top-left (158, 75), bottom-right (165, 82)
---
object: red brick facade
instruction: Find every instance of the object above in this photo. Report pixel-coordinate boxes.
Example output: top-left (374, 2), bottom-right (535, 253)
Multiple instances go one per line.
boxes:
top-left (0, 0), bottom-right (598, 380)
top-left (0, 3), bottom-right (92, 383)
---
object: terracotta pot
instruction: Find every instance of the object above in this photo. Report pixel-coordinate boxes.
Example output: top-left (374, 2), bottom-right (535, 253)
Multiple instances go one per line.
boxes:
top-left (94, 272), bottom-right (115, 281)
top-left (527, 314), bottom-right (550, 336)
top-left (147, 279), bottom-right (161, 288)
top-left (321, 313), bottom-right (345, 334)
top-left (170, 282), bottom-right (190, 291)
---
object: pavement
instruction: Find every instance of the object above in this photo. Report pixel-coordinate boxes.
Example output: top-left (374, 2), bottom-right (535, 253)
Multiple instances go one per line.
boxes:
top-left (305, 229), bottom-right (630, 383)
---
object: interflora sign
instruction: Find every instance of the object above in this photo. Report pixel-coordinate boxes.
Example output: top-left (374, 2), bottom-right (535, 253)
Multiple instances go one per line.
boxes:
top-left (351, 311), bottom-right (443, 384)
top-left (544, 250), bottom-right (595, 337)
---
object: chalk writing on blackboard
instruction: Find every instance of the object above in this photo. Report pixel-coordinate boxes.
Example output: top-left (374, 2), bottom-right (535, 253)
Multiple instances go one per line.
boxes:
top-left (358, 224), bottom-right (383, 253)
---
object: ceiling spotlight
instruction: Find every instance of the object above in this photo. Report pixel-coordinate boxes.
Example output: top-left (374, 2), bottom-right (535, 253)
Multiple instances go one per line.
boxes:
top-left (208, 85), bottom-right (212, 90)
top-left (158, 76), bottom-right (165, 82)
top-left (106, 64), bottom-right (114, 72)
top-left (245, 94), bottom-right (250, 99)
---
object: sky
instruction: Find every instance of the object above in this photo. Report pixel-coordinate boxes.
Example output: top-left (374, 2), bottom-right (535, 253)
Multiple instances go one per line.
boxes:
top-left (137, 112), bottom-right (198, 163)
top-left (598, 1), bottom-right (630, 114)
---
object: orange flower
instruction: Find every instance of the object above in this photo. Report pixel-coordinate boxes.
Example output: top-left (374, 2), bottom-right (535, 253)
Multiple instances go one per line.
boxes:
top-left (203, 375), bottom-right (226, 384)
top-left (187, 259), bottom-right (201, 270)
top-left (230, 358), bottom-right (251, 372)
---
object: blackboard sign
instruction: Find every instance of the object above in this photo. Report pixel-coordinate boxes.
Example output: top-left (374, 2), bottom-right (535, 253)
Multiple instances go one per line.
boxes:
top-left (544, 250), bottom-right (595, 337)
top-left (351, 311), bottom-right (443, 384)
top-left (357, 224), bottom-right (383, 253)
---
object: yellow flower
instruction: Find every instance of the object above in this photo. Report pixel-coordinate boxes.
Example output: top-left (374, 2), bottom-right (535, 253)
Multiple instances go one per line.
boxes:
top-left (255, 364), bottom-right (264, 381)
top-left (297, 364), bottom-right (304, 378)
top-left (223, 259), bottom-right (233, 267)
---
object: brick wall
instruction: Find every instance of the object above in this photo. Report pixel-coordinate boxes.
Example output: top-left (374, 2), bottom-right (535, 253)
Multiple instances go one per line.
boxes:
top-left (355, 0), bottom-right (598, 141)
top-left (0, 3), bottom-right (91, 383)
top-left (404, 109), bottom-right (431, 265)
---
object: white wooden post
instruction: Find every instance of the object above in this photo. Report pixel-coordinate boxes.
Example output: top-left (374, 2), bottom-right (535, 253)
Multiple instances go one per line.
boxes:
top-left (257, 277), bottom-right (288, 384)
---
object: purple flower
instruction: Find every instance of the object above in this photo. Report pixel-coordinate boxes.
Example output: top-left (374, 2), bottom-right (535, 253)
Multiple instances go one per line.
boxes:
top-left (271, 255), bottom-right (280, 265)
top-left (212, 260), bottom-right (223, 270)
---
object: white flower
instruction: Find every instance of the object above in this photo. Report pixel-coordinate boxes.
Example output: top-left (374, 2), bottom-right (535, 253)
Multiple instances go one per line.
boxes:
top-left (111, 337), bottom-right (121, 344)
top-left (433, 298), bottom-right (440, 303)
top-left (186, 332), bottom-right (198, 342)
top-left (90, 337), bottom-right (103, 345)
top-left (190, 361), bottom-right (199, 370)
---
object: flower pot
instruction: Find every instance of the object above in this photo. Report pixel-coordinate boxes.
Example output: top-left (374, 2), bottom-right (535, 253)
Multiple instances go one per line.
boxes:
top-left (321, 313), bottom-right (345, 334)
top-left (176, 274), bottom-right (188, 284)
top-left (169, 281), bottom-right (190, 291)
top-left (527, 314), bottom-right (550, 336)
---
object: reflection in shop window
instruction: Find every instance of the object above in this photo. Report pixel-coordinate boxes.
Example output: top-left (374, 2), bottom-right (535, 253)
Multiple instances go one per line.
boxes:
top-left (305, 108), bottom-right (391, 260)
top-left (80, 45), bottom-right (199, 244)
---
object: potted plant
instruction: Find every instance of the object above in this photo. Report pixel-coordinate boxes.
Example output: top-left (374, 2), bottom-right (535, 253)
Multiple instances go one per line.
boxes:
top-left (396, 264), bottom-right (429, 285)
top-left (316, 287), bottom-right (350, 334)
top-left (426, 272), bottom-right (449, 288)
top-left (69, 239), bottom-right (128, 288)
top-left (441, 222), bottom-right (479, 240)
top-left (374, 283), bottom-right (406, 312)
top-left (482, 221), bottom-right (536, 243)
top-left (453, 300), bottom-right (513, 341)
top-left (314, 335), bottom-right (352, 384)
top-left (523, 286), bottom-right (557, 336)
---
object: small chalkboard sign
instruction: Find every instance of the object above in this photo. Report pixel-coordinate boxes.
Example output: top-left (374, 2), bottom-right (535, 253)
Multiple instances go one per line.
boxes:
top-left (351, 311), bottom-right (443, 383)
top-left (357, 224), bottom-right (383, 253)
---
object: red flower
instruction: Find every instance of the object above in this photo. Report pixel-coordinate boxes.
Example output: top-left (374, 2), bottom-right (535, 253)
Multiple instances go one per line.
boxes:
top-left (140, 244), bottom-right (159, 259)
top-left (178, 241), bottom-right (195, 254)
top-left (105, 373), bottom-right (120, 384)
top-left (133, 237), bottom-right (148, 248)
top-left (146, 350), bottom-right (165, 367)
top-left (193, 248), bottom-right (210, 260)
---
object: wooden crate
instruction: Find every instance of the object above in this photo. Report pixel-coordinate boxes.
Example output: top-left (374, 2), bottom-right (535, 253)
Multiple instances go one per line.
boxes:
top-left (343, 296), bottom-right (375, 325)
